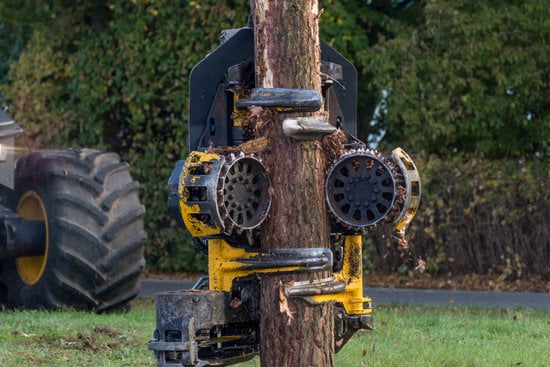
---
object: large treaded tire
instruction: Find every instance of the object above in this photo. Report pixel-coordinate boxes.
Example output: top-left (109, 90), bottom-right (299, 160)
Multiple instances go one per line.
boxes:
top-left (0, 149), bottom-right (146, 312)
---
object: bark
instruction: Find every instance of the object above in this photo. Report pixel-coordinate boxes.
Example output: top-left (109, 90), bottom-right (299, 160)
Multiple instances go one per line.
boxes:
top-left (250, 1), bottom-right (335, 366)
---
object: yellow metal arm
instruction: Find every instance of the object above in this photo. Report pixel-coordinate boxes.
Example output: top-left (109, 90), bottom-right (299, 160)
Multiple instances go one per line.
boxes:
top-left (286, 235), bottom-right (372, 316)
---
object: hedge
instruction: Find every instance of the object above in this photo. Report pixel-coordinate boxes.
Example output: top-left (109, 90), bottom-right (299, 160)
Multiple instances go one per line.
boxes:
top-left (368, 155), bottom-right (549, 280)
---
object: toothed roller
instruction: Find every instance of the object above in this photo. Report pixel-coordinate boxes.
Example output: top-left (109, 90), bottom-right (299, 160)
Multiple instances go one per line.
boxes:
top-left (217, 152), bottom-right (272, 234)
top-left (325, 149), bottom-right (397, 233)
top-left (172, 151), bottom-right (271, 237)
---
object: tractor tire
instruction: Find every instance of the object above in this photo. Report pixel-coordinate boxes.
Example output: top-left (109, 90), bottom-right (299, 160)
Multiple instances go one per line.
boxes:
top-left (0, 149), bottom-right (146, 312)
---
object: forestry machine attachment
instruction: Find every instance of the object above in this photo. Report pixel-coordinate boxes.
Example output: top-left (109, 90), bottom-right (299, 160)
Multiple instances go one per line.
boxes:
top-left (149, 24), bottom-right (421, 366)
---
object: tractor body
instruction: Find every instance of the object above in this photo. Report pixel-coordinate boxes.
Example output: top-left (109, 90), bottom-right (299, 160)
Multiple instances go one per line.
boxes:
top-left (0, 109), bottom-right (22, 189)
top-left (0, 107), bottom-right (146, 312)
top-left (0, 109), bottom-right (30, 263)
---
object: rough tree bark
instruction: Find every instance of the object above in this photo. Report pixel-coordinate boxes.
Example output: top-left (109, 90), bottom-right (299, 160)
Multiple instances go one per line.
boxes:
top-left (250, 1), bottom-right (335, 366)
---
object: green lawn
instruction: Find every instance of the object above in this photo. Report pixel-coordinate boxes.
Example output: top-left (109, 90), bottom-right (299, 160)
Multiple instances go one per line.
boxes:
top-left (1, 299), bottom-right (548, 367)
top-left (0, 298), bottom-right (157, 367)
top-left (337, 306), bottom-right (550, 367)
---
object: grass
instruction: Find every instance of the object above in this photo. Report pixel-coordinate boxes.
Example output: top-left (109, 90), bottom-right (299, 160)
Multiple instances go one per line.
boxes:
top-left (1, 299), bottom-right (548, 367)
top-left (337, 306), bottom-right (550, 367)
top-left (0, 298), bottom-right (157, 367)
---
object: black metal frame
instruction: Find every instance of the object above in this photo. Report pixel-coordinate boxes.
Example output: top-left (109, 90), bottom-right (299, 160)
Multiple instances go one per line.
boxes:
top-left (188, 25), bottom-right (358, 151)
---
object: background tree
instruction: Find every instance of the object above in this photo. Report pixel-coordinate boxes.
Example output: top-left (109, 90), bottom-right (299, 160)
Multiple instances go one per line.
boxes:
top-left (360, 0), bottom-right (549, 158)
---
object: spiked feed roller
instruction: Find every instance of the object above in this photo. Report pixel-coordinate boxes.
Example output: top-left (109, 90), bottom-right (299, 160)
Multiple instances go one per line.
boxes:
top-left (325, 147), bottom-right (421, 233)
top-left (326, 149), bottom-right (396, 231)
top-left (169, 151), bottom-right (272, 238)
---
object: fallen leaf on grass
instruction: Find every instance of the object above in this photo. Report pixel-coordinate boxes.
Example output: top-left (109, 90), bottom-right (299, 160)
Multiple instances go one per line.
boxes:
top-left (12, 330), bottom-right (36, 338)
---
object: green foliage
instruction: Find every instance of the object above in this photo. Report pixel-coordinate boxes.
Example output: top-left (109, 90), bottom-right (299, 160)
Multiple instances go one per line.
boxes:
top-left (0, 25), bottom-right (30, 86)
top-left (319, 1), bottom-right (371, 59)
top-left (0, 0), bottom-right (111, 146)
top-left (371, 155), bottom-right (550, 279)
top-left (0, 31), bottom-right (73, 149)
top-left (1, 0), bottom-right (250, 271)
top-left (319, 0), bottom-right (425, 147)
top-left (361, 0), bottom-right (550, 158)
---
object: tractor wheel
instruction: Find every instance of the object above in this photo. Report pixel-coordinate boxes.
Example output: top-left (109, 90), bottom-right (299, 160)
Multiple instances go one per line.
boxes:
top-left (0, 149), bottom-right (146, 312)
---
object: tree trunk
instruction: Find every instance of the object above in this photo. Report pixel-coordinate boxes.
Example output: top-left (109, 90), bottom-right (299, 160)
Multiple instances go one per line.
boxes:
top-left (250, 1), bottom-right (335, 366)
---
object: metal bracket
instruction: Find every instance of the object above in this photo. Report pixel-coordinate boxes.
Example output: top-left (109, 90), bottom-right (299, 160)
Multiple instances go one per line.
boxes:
top-left (235, 88), bottom-right (322, 112)
top-left (148, 290), bottom-right (258, 367)
top-left (284, 235), bottom-right (373, 353)
top-left (207, 235), bottom-right (372, 317)
top-left (334, 306), bottom-right (373, 353)
top-left (284, 235), bottom-right (372, 316)
top-left (207, 236), bottom-right (371, 317)
top-left (208, 239), bottom-right (332, 292)
top-left (392, 147), bottom-right (421, 232)
top-left (282, 115), bottom-right (336, 140)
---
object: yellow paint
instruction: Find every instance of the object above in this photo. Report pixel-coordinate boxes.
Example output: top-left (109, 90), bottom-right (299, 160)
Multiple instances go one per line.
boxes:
top-left (207, 235), bottom-right (372, 316)
top-left (15, 191), bottom-right (49, 286)
top-left (392, 147), bottom-right (421, 233)
top-left (180, 202), bottom-right (221, 237)
top-left (306, 235), bottom-right (372, 315)
top-left (185, 151), bottom-right (221, 165)
top-left (177, 151), bottom-right (223, 237)
top-left (232, 91), bottom-right (251, 127)
top-left (395, 205), bottom-right (419, 232)
top-left (208, 239), bottom-right (303, 292)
